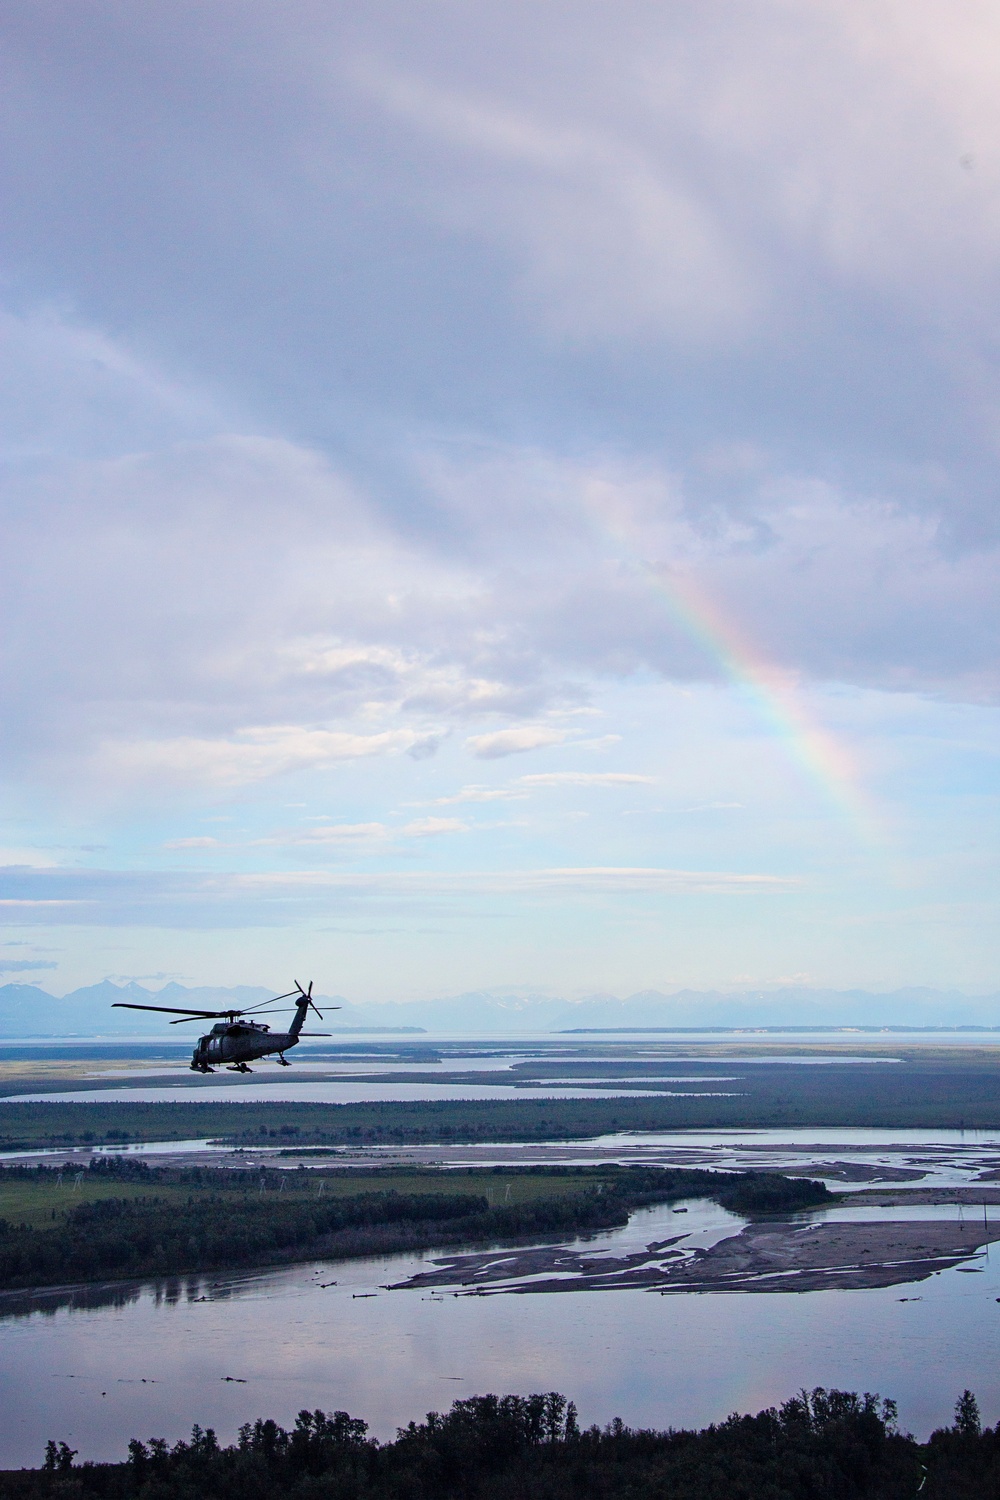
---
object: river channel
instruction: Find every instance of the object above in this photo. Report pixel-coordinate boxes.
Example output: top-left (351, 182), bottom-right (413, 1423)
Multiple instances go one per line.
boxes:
top-left (5, 1127), bottom-right (1000, 1465)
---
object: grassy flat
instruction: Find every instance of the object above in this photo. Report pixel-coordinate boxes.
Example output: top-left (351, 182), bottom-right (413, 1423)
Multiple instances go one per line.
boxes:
top-left (0, 1166), bottom-right (599, 1231)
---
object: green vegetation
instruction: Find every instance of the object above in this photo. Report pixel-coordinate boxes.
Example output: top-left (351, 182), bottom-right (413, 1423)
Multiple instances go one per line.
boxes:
top-left (0, 1162), bottom-right (627, 1229)
top-left (712, 1172), bottom-right (834, 1216)
top-left (0, 1159), bottom-right (831, 1292)
top-left (5, 1051), bottom-right (1000, 1148)
top-left (2, 1387), bottom-right (996, 1499)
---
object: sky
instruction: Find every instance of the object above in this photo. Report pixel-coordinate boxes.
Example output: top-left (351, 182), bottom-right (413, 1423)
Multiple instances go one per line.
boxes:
top-left (1, 1), bottom-right (999, 1003)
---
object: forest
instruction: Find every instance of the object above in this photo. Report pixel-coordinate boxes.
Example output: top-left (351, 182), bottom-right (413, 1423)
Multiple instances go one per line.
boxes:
top-left (0, 1158), bottom-right (831, 1291)
top-left (0, 1386), bottom-right (994, 1500)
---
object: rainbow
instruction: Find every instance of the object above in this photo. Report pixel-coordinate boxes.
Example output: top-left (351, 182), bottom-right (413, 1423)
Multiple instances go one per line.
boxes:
top-left (583, 485), bottom-right (882, 844)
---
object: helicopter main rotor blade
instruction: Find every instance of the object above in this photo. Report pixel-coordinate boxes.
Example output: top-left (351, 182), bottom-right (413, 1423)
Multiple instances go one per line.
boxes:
top-left (253, 1002), bottom-right (340, 1012)
top-left (111, 1002), bottom-right (227, 1017)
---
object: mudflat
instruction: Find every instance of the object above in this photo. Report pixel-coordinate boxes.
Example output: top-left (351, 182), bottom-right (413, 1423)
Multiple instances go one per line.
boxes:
top-left (389, 1218), bottom-right (1000, 1296)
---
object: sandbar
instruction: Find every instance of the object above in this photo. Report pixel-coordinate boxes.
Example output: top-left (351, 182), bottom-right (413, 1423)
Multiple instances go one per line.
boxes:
top-left (388, 1217), bottom-right (1000, 1296)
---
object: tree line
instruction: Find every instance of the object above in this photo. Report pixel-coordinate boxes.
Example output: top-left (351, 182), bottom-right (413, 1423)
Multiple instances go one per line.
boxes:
top-left (1, 1386), bottom-right (995, 1499)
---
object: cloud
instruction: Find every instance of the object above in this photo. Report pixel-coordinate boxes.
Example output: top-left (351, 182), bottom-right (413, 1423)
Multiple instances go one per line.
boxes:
top-left (422, 772), bottom-right (653, 806)
top-left (345, 4), bottom-right (1000, 357)
top-left (516, 772), bottom-right (655, 788)
top-left (205, 818), bottom-right (470, 851)
top-left (0, 862), bottom-right (799, 929)
top-left (104, 726), bottom-right (435, 789)
top-left (289, 641), bottom-right (518, 719)
top-left (683, 802), bottom-right (745, 813)
top-left (0, 305), bottom-right (223, 461)
top-left (444, 867), bottom-right (794, 895)
top-left (0, 958), bottom-right (59, 973)
top-left (263, 817), bottom-right (468, 845)
top-left (353, 61), bottom-right (755, 345)
top-left (8, 2), bottom-right (1000, 516)
top-left (426, 446), bottom-right (1000, 702)
top-left (0, 848), bottom-right (61, 867)
top-left (400, 817), bottom-right (469, 838)
top-left (466, 726), bottom-right (568, 759)
top-left (425, 785), bottom-right (528, 806)
top-left (0, 65), bottom-right (999, 810)
top-left (3, 420), bottom-right (1000, 820)
top-left (257, 823), bottom-right (389, 847)
top-left (163, 836), bottom-right (221, 850)
top-left (3, 4), bottom-right (1000, 992)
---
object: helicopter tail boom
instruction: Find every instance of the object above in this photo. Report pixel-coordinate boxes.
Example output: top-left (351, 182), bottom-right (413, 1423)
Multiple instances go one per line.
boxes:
top-left (287, 992), bottom-right (312, 1038)
top-left (286, 980), bottom-right (331, 1037)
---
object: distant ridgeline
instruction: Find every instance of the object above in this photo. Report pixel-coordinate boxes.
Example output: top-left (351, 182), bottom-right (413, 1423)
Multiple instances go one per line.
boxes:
top-left (0, 1387), bottom-right (996, 1499)
top-left (3, 980), bottom-right (1000, 1036)
top-left (0, 981), bottom-right (423, 1036)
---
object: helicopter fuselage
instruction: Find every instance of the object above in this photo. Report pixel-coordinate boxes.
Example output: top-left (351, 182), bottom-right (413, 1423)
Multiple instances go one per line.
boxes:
top-left (190, 1020), bottom-right (300, 1072)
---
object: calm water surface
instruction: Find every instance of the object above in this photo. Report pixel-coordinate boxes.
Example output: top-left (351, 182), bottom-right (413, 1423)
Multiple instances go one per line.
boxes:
top-left (4, 1195), bottom-right (1000, 1465)
top-left (10, 1083), bottom-right (737, 1104)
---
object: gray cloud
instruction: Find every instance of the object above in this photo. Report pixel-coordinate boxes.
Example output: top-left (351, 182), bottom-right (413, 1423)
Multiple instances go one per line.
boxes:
top-left (1, 1), bottom-right (1000, 811)
top-left (4, 2), bottom-right (999, 485)
top-left (2, 418), bottom-right (999, 803)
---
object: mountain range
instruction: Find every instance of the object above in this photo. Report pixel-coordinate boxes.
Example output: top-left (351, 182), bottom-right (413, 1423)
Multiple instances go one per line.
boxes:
top-left (2, 980), bottom-right (1000, 1037)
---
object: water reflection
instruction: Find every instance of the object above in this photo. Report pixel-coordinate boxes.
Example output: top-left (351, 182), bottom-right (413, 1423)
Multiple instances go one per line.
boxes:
top-left (0, 1280), bottom-right (145, 1319)
top-left (4, 1194), bottom-right (1000, 1465)
top-left (6, 1123), bottom-right (1000, 1465)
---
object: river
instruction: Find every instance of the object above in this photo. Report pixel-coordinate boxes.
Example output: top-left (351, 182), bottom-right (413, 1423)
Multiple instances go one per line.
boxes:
top-left (3, 1183), bottom-right (1000, 1464)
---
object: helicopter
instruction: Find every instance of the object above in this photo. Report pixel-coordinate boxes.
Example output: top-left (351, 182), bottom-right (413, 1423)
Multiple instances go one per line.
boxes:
top-left (111, 980), bottom-right (337, 1073)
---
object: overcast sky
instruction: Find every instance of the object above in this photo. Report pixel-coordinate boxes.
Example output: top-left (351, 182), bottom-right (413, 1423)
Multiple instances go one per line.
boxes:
top-left (1, 1), bottom-right (999, 1001)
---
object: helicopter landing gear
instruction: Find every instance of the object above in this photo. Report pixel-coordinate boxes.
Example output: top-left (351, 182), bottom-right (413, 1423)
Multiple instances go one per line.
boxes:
top-left (190, 1062), bottom-right (214, 1073)
top-left (277, 1054), bottom-right (291, 1066)
top-left (226, 1062), bottom-right (253, 1073)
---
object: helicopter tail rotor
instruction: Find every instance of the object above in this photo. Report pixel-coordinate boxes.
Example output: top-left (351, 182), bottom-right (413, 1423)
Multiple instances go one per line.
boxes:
top-left (295, 978), bottom-right (324, 1021)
